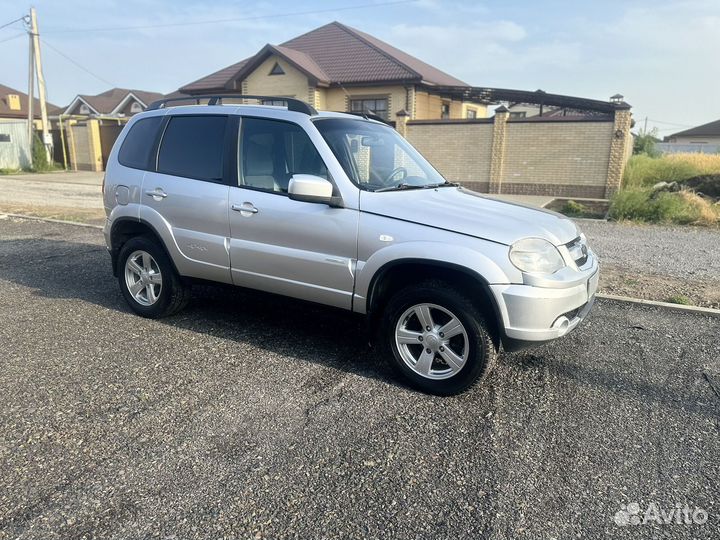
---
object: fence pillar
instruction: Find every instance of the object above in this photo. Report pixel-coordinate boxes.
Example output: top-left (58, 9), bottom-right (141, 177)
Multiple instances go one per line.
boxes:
top-left (395, 109), bottom-right (410, 137)
top-left (488, 105), bottom-right (509, 194)
top-left (66, 121), bottom-right (78, 171)
top-left (87, 119), bottom-right (104, 172)
top-left (605, 108), bottom-right (632, 198)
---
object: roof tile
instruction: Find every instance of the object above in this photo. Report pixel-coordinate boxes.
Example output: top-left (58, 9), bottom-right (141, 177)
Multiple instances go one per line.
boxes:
top-left (180, 21), bottom-right (469, 93)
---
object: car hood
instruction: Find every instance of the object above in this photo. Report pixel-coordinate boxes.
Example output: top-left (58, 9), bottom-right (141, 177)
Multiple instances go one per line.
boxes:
top-left (359, 187), bottom-right (579, 246)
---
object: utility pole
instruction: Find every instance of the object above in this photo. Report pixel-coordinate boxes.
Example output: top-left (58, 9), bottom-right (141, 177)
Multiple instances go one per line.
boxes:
top-left (643, 116), bottom-right (648, 135)
top-left (27, 29), bottom-right (34, 151)
top-left (29, 7), bottom-right (52, 163)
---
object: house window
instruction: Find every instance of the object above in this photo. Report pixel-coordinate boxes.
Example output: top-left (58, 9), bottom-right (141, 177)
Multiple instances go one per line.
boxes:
top-left (261, 98), bottom-right (289, 107)
top-left (79, 104), bottom-right (90, 115)
top-left (130, 101), bottom-right (143, 113)
top-left (441, 103), bottom-right (450, 119)
top-left (509, 111), bottom-right (527, 119)
top-left (269, 62), bottom-right (285, 76)
top-left (350, 98), bottom-right (388, 120)
top-left (466, 108), bottom-right (477, 119)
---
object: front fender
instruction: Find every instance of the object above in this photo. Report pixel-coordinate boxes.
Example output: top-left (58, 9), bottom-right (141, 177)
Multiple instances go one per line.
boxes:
top-left (353, 240), bottom-right (513, 314)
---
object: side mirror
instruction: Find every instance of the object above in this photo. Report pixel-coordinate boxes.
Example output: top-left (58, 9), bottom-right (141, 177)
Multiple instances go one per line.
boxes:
top-left (288, 175), bottom-right (343, 207)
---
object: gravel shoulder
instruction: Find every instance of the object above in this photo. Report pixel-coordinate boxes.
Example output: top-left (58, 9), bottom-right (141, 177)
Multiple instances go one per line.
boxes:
top-left (0, 173), bottom-right (105, 226)
top-left (0, 218), bottom-right (718, 539)
top-left (579, 220), bottom-right (720, 308)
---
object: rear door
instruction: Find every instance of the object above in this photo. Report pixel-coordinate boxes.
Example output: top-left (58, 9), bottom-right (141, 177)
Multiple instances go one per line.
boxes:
top-left (228, 117), bottom-right (358, 309)
top-left (142, 114), bottom-right (234, 284)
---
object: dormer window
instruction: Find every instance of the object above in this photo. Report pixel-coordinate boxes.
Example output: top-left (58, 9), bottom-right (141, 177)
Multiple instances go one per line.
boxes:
top-left (130, 101), bottom-right (143, 113)
top-left (269, 62), bottom-right (285, 76)
top-left (79, 104), bottom-right (90, 115)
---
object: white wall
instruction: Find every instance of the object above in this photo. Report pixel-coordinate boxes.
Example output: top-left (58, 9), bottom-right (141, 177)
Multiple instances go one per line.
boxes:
top-left (0, 121), bottom-right (31, 170)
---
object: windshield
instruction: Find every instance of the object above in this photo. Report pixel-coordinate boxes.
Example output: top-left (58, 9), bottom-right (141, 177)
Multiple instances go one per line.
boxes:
top-left (313, 118), bottom-right (448, 192)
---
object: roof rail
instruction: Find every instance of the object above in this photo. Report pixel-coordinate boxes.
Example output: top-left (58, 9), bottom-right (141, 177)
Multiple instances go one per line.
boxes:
top-left (147, 94), bottom-right (318, 115)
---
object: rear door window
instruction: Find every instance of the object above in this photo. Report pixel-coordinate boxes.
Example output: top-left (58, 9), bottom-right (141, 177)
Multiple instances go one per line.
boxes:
top-left (118, 116), bottom-right (163, 170)
top-left (158, 115), bottom-right (228, 182)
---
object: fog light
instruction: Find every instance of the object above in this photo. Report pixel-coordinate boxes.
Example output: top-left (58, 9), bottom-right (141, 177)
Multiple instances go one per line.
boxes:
top-left (552, 316), bottom-right (570, 336)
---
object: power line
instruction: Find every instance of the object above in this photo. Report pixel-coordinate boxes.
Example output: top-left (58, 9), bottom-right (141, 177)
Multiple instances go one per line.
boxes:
top-left (0, 16), bottom-right (27, 31)
top-left (0, 31), bottom-right (25, 44)
top-left (42, 0), bottom-right (417, 33)
top-left (646, 118), bottom-right (694, 128)
top-left (40, 38), bottom-right (117, 87)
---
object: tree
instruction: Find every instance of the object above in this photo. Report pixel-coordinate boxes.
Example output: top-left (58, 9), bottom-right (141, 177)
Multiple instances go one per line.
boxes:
top-left (633, 128), bottom-right (661, 157)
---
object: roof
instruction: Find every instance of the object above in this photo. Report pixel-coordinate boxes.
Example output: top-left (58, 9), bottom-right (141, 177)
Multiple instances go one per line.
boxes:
top-left (0, 83), bottom-right (61, 119)
top-left (428, 86), bottom-right (631, 113)
top-left (669, 119), bottom-right (720, 139)
top-left (180, 21), bottom-right (468, 93)
top-left (66, 88), bottom-right (164, 114)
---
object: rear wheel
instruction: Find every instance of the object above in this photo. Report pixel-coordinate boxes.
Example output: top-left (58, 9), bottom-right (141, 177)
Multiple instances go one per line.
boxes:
top-left (117, 236), bottom-right (190, 318)
top-left (380, 280), bottom-right (497, 395)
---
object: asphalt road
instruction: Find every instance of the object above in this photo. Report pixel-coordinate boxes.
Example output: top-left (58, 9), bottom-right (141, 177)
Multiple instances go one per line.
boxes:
top-left (0, 217), bottom-right (718, 540)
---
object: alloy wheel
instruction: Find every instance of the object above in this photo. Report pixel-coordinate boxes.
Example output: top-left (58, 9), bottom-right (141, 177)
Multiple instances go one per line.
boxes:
top-left (394, 303), bottom-right (469, 380)
top-left (124, 250), bottom-right (163, 306)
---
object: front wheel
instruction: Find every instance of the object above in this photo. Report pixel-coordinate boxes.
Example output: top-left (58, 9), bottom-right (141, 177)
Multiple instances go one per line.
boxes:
top-left (379, 280), bottom-right (497, 395)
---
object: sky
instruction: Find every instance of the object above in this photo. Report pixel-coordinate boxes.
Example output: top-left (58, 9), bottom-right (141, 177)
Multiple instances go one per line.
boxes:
top-left (0, 0), bottom-right (717, 136)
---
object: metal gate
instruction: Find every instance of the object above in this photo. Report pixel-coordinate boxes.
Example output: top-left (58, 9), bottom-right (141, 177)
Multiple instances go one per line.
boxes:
top-left (99, 123), bottom-right (124, 169)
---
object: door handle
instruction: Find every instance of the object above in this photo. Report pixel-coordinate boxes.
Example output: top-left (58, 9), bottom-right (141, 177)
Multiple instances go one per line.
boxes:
top-left (145, 188), bottom-right (168, 199)
top-left (231, 203), bottom-right (258, 214)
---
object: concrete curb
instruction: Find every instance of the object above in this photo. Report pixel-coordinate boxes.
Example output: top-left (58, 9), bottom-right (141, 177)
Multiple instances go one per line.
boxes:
top-left (0, 213), bottom-right (103, 230)
top-left (597, 293), bottom-right (720, 318)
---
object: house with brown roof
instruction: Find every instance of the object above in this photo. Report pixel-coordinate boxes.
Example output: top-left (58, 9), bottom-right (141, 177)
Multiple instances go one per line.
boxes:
top-left (63, 88), bottom-right (164, 117)
top-left (179, 21), bottom-right (485, 122)
top-left (0, 83), bottom-right (61, 127)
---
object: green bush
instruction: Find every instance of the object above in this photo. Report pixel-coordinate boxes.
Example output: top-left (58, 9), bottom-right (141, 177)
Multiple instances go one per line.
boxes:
top-left (665, 295), bottom-right (691, 305)
top-left (623, 153), bottom-right (720, 189)
top-left (623, 155), bottom-right (703, 188)
top-left (633, 130), bottom-right (660, 157)
top-left (561, 200), bottom-right (588, 216)
top-left (609, 189), bottom-right (715, 225)
top-left (28, 134), bottom-right (56, 172)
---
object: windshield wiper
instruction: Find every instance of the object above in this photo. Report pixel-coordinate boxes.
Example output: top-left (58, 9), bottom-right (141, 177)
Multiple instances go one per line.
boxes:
top-left (374, 183), bottom-right (427, 192)
top-left (374, 181), bottom-right (459, 192)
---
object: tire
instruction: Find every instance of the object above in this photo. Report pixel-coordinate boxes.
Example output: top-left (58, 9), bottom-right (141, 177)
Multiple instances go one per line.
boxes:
top-left (117, 236), bottom-right (190, 318)
top-left (379, 279), bottom-right (497, 395)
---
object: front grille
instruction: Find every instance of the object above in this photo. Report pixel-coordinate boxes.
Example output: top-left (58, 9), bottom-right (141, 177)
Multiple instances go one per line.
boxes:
top-left (566, 237), bottom-right (588, 267)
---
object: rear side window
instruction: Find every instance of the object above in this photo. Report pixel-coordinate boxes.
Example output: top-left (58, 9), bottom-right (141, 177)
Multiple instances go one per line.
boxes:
top-left (118, 116), bottom-right (163, 170)
top-left (158, 115), bottom-right (228, 181)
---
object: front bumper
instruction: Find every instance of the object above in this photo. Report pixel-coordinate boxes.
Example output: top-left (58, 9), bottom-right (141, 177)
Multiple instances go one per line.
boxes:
top-left (490, 255), bottom-right (599, 343)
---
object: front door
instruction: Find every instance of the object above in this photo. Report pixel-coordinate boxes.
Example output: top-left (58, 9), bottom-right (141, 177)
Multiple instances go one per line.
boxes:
top-left (142, 114), bottom-right (232, 284)
top-left (228, 117), bottom-right (358, 309)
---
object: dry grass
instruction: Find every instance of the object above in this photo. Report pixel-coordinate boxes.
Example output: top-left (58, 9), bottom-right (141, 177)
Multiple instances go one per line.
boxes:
top-left (678, 190), bottom-right (720, 226)
top-left (623, 153), bottom-right (720, 188)
top-left (663, 152), bottom-right (720, 175)
top-left (610, 188), bottom-right (720, 226)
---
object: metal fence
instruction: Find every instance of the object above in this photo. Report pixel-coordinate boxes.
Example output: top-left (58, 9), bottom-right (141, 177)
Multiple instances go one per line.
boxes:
top-left (0, 122), bottom-right (31, 170)
top-left (656, 143), bottom-right (720, 155)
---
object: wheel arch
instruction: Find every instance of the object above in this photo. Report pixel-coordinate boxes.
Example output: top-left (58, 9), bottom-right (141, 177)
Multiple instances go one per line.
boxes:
top-left (109, 217), bottom-right (177, 277)
top-left (365, 259), bottom-right (504, 347)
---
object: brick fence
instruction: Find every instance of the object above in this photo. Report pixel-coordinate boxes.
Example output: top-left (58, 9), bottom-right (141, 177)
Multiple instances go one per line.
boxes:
top-left (398, 108), bottom-right (632, 199)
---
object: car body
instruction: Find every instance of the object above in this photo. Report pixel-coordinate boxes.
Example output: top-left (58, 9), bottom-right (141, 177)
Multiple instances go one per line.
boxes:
top-left (103, 96), bottom-right (598, 394)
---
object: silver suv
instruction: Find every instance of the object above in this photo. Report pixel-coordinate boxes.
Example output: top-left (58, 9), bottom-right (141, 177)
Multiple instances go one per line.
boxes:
top-left (103, 95), bottom-right (598, 395)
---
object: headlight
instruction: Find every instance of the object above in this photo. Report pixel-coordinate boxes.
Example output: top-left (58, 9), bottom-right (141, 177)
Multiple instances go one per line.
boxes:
top-left (509, 238), bottom-right (565, 274)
